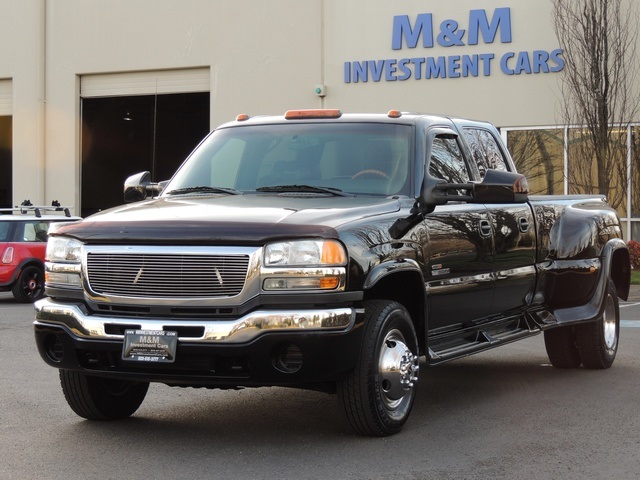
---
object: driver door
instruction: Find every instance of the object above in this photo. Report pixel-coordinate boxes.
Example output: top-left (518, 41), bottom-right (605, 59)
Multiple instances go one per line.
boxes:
top-left (422, 131), bottom-right (495, 332)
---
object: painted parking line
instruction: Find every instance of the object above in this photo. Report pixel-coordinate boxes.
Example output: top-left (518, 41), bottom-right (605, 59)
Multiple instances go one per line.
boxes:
top-left (620, 302), bottom-right (640, 308)
top-left (621, 320), bottom-right (640, 328)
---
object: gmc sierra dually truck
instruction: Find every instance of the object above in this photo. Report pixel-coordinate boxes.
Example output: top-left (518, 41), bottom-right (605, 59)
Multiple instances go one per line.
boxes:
top-left (34, 109), bottom-right (630, 436)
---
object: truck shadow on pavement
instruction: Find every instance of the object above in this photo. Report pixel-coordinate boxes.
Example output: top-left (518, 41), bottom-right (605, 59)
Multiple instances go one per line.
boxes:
top-left (54, 343), bottom-right (623, 445)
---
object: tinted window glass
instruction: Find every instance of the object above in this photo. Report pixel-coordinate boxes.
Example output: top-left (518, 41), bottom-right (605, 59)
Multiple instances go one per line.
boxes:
top-left (0, 221), bottom-right (10, 241)
top-left (463, 128), bottom-right (508, 177)
top-left (166, 123), bottom-right (413, 197)
top-left (429, 137), bottom-right (469, 184)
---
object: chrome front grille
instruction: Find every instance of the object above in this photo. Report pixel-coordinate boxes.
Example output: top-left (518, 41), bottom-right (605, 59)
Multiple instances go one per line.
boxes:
top-left (86, 251), bottom-right (250, 298)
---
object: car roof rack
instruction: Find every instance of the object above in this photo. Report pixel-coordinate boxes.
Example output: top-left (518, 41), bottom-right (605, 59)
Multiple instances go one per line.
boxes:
top-left (0, 200), bottom-right (73, 218)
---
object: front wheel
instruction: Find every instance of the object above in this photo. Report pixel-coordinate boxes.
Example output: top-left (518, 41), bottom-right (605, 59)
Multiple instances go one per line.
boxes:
top-left (576, 279), bottom-right (620, 369)
top-left (60, 370), bottom-right (149, 420)
top-left (338, 300), bottom-right (420, 436)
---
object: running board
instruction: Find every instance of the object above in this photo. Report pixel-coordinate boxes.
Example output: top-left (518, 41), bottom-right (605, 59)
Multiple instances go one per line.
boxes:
top-left (427, 314), bottom-right (541, 365)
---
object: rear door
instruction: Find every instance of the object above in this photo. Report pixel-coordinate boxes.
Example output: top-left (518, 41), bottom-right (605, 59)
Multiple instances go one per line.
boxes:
top-left (460, 125), bottom-right (536, 314)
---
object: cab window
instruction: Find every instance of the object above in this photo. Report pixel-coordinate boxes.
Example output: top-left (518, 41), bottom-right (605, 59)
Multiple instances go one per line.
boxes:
top-left (429, 137), bottom-right (470, 184)
top-left (463, 128), bottom-right (508, 178)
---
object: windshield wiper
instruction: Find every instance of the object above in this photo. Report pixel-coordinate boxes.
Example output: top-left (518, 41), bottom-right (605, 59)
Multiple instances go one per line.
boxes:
top-left (256, 185), bottom-right (353, 197)
top-left (165, 186), bottom-right (242, 196)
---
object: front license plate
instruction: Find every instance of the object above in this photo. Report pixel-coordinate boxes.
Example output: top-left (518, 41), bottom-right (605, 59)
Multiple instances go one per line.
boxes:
top-left (122, 329), bottom-right (178, 363)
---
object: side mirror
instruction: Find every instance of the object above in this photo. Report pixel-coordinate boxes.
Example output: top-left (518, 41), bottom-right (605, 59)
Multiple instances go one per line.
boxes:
top-left (472, 169), bottom-right (528, 204)
top-left (420, 169), bottom-right (528, 209)
top-left (123, 171), bottom-right (165, 203)
top-left (421, 175), bottom-right (472, 207)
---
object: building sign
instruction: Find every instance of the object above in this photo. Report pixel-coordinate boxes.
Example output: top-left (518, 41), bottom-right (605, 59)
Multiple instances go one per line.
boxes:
top-left (344, 8), bottom-right (564, 83)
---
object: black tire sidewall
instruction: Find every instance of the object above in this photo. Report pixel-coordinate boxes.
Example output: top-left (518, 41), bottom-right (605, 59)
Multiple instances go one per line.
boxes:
top-left (60, 370), bottom-right (149, 420)
top-left (364, 301), bottom-right (419, 433)
top-left (576, 279), bottom-right (620, 369)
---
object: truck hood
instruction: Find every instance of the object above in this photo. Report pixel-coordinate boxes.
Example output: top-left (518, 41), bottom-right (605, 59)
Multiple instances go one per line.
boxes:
top-left (58, 195), bottom-right (404, 244)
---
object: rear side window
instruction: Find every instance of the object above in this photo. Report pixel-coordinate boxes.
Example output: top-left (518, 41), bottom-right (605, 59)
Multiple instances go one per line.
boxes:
top-left (463, 128), bottom-right (508, 178)
top-left (21, 221), bottom-right (50, 242)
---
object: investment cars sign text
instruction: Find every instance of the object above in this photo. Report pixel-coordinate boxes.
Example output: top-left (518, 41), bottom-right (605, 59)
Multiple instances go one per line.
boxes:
top-left (344, 8), bottom-right (565, 83)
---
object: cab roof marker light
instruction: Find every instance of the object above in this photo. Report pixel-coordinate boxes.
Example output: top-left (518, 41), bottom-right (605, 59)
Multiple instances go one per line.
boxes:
top-left (387, 110), bottom-right (402, 118)
top-left (236, 113), bottom-right (250, 122)
top-left (284, 109), bottom-right (342, 120)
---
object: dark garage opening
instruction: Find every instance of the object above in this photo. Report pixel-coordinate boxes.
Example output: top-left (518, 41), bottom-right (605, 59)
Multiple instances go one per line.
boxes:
top-left (0, 116), bottom-right (12, 209)
top-left (81, 92), bottom-right (210, 218)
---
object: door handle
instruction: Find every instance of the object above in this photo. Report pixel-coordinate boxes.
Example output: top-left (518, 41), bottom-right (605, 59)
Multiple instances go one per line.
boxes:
top-left (479, 219), bottom-right (492, 237)
top-left (518, 217), bottom-right (530, 233)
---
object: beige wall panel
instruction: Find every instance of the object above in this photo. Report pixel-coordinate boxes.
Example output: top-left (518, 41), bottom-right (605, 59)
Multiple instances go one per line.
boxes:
top-left (2, 0), bottom-right (639, 211)
top-left (323, 0), bottom-right (564, 127)
top-left (42, 1), bottom-right (323, 210)
top-left (0, 0), bottom-right (45, 206)
top-left (0, 79), bottom-right (12, 115)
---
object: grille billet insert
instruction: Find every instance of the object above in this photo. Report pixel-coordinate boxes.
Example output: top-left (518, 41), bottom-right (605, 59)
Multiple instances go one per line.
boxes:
top-left (86, 252), bottom-right (250, 298)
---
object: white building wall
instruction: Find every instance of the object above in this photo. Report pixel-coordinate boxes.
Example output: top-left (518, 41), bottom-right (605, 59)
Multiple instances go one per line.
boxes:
top-left (0, 0), bottom-right (45, 207)
top-left (0, 0), bottom-right (637, 213)
top-left (42, 0), bottom-right (324, 211)
top-left (324, 0), bottom-right (563, 126)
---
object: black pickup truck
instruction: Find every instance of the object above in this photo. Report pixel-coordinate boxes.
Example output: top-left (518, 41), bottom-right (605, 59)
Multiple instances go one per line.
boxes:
top-left (34, 110), bottom-right (630, 436)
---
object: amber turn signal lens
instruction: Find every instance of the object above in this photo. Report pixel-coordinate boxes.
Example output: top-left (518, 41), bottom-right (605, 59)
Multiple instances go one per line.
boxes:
top-left (319, 276), bottom-right (340, 289)
top-left (321, 240), bottom-right (346, 265)
top-left (284, 109), bottom-right (342, 120)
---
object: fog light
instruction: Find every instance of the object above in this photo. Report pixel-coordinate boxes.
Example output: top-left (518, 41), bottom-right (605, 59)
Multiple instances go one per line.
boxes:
top-left (44, 334), bottom-right (64, 363)
top-left (273, 343), bottom-right (303, 374)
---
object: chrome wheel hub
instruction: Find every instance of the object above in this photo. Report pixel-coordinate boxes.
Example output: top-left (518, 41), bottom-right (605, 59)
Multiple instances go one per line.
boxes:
top-left (378, 329), bottom-right (419, 411)
top-left (603, 294), bottom-right (617, 351)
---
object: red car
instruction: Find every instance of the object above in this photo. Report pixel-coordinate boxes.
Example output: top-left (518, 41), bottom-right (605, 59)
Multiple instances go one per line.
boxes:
top-left (0, 204), bottom-right (80, 302)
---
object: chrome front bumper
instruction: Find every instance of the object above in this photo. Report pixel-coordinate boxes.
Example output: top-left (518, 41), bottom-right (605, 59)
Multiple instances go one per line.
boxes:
top-left (34, 297), bottom-right (358, 344)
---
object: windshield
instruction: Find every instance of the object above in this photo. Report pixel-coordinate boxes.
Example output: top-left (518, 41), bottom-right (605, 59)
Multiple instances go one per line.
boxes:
top-left (164, 122), bottom-right (412, 197)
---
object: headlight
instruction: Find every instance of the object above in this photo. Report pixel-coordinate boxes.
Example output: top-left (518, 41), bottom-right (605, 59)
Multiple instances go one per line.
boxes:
top-left (46, 236), bottom-right (83, 263)
top-left (262, 239), bottom-right (347, 292)
top-left (264, 240), bottom-right (346, 266)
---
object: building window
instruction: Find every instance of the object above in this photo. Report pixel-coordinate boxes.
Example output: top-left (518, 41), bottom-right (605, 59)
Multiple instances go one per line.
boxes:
top-left (631, 127), bottom-right (640, 240)
top-left (567, 127), bottom-right (628, 218)
top-left (506, 125), bottom-right (640, 241)
top-left (506, 128), bottom-right (564, 195)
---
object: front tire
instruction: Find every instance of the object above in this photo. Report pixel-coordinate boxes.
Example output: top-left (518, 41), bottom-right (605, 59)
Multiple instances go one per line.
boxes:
top-left (60, 370), bottom-right (149, 420)
top-left (338, 300), bottom-right (419, 436)
top-left (576, 279), bottom-right (620, 369)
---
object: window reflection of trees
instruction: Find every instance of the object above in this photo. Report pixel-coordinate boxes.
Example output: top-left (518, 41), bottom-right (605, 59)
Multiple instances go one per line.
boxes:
top-left (463, 129), bottom-right (508, 178)
top-left (507, 129), bottom-right (564, 195)
top-left (428, 138), bottom-right (469, 184)
top-left (427, 211), bottom-right (491, 263)
top-left (632, 127), bottom-right (640, 219)
top-left (568, 128), bottom-right (627, 217)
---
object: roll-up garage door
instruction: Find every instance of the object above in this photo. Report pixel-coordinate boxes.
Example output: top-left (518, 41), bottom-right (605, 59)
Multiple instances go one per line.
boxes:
top-left (80, 68), bottom-right (210, 97)
top-left (0, 79), bottom-right (12, 115)
top-left (79, 69), bottom-right (210, 217)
